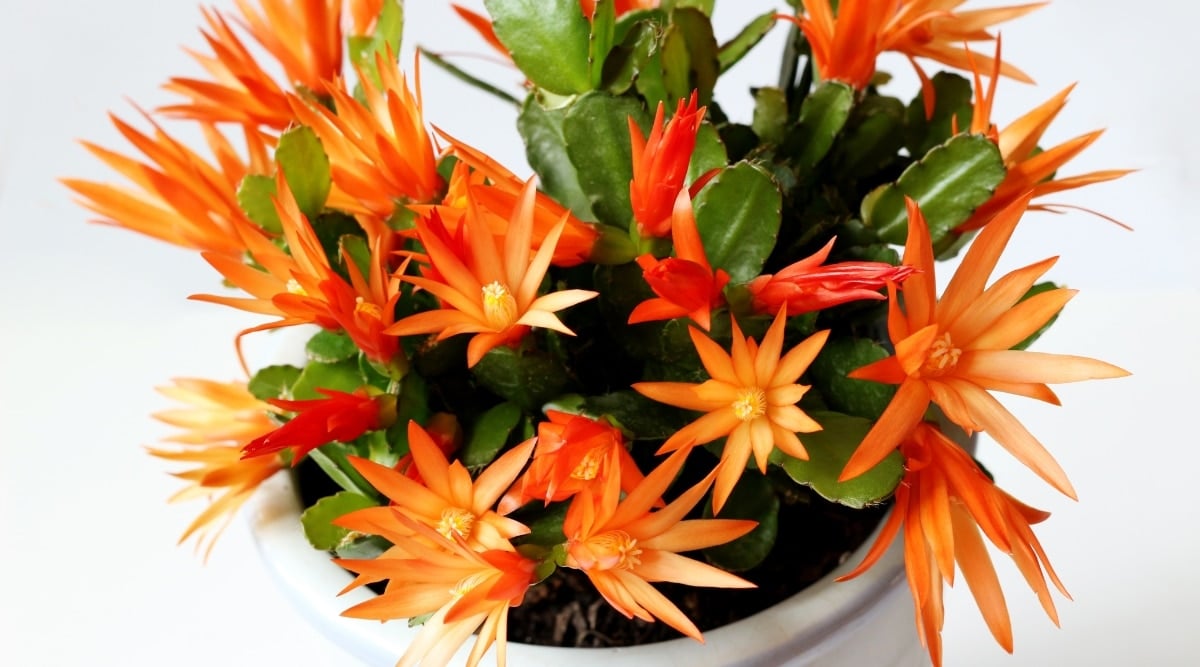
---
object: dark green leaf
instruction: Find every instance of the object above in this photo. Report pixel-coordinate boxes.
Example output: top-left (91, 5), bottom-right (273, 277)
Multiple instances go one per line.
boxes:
top-left (904, 72), bottom-right (973, 158)
top-left (776, 411), bottom-right (904, 508)
top-left (583, 391), bottom-right (690, 440)
top-left (340, 234), bottom-right (372, 282)
top-left (301, 491), bottom-right (378, 550)
top-left (600, 18), bottom-right (658, 95)
top-left (305, 329), bottom-right (358, 364)
top-left (589, 0), bottom-right (616, 88)
top-left (665, 8), bottom-right (719, 104)
top-left (861, 133), bottom-right (1006, 245)
top-left (309, 445), bottom-right (377, 497)
top-left (786, 81), bottom-right (854, 168)
top-left (248, 364), bottom-right (302, 401)
top-left (485, 0), bottom-right (593, 94)
top-left (290, 360), bottom-right (364, 400)
top-left (703, 472), bottom-right (777, 572)
top-left (717, 11), bottom-right (775, 73)
top-left (752, 86), bottom-right (788, 145)
top-left (518, 97), bottom-right (594, 219)
top-left (808, 336), bottom-right (896, 420)
top-left (563, 92), bottom-right (649, 229)
top-left (334, 533), bottom-right (392, 560)
top-left (832, 94), bottom-right (906, 179)
top-left (512, 501), bottom-right (570, 547)
top-left (236, 174), bottom-right (281, 234)
top-left (275, 125), bottom-right (331, 219)
top-left (687, 121), bottom-right (727, 183)
top-left (472, 346), bottom-right (572, 411)
top-left (693, 162), bottom-right (782, 283)
top-left (462, 401), bottom-right (523, 469)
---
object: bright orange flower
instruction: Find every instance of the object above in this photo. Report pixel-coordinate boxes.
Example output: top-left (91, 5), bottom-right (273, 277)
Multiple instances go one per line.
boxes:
top-left (629, 190), bottom-right (730, 331)
top-left (289, 53), bottom-right (443, 232)
top-left (234, 0), bottom-right (343, 94)
top-left (498, 411), bottom-right (647, 514)
top-left (348, 0), bottom-right (384, 36)
top-left (335, 511), bottom-right (538, 667)
top-left (956, 43), bottom-right (1132, 231)
top-left (841, 196), bottom-right (1130, 497)
top-left (386, 180), bottom-right (598, 368)
top-left (147, 378), bottom-right (282, 558)
top-left (427, 131), bottom-right (601, 266)
top-left (63, 113), bottom-right (271, 257)
top-left (563, 447), bottom-right (756, 641)
top-left (840, 423), bottom-right (1068, 667)
top-left (745, 237), bottom-right (918, 316)
top-left (783, 1), bottom-right (1038, 95)
top-left (633, 309), bottom-right (828, 512)
top-left (193, 176), bottom-right (403, 368)
top-left (629, 91), bottom-right (707, 238)
top-left (160, 8), bottom-right (297, 130)
top-left (242, 388), bottom-right (391, 462)
top-left (339, 421), bottom-right (534, 552)
top-left (395, 412), bottom-right (462, 485)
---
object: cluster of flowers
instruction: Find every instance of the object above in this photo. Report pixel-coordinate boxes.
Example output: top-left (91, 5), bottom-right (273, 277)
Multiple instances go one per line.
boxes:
top-left (67, 1), bottom-right (1129, 665)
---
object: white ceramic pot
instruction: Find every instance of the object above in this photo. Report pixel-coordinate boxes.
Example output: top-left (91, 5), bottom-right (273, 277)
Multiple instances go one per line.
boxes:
top-left (246, 469), bottom-right (925, 667)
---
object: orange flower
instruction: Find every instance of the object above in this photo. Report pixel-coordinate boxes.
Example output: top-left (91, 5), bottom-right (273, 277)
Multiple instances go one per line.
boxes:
top-left (563, 447), bottom-right (756, 641)
top-left (429, 131), bottom-right (600, 266)
top-left (634, 309), bottom-right (828, 512)
top-left (956, 42), bottom-right (1132, 231)
top-left (242, 388), bottom-right (391, 462)
top-left (783, 1), bottom-right (1038, 94)
top-left (841, 196), bottom-right (1130, 497)
top-left (629, 190), bottom-right (730, 331)
top-left (289, 53), bottom-right (443, 231)
top-left (499, 411), bottom-right (647, 514)
top-left (317, 231), bottom-right (406, 368)
top-left (339, 421), bottom-right (534, 552)
top-left (160, 8), bottom-right (297, 130)
top-left (629, 91), bottom-right (707, 238)
top-left (63, 113), bottom-right (271, 257)
top-left (386, 180), bottom-right (598, 367)
top-left (233, 0), bottom-right (343, 95)
top-left (147, 378), bottom-right (281, 558)
top-left (745, 237), bottom-right (918, 316)
top-left (335, 511), bottom-right (538, 667)
top-left (840, 423), bottom-right (1068, 667)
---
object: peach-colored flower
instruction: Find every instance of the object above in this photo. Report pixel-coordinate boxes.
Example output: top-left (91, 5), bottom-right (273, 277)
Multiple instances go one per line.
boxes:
top-left (564, 448), bottom-right (756, 641)
top-left (386, 180), bottom-right (598, 367)
top-left (339, 421), bottom-right (534, 552)
top-left (634, 309), bottom-right (828, 512)
top-left (840, 423), bottom-right (1068, 667)
top-left (956, 41), bottom-right (1132, 231)
top-left (147, 378), bottom-right (281, 558)
top-left (336, 511), bottom-right (538, 667)
top-left (63, 113), bottom-right (271, 257)
top-left (841, 195), bottom-right (1130, 497)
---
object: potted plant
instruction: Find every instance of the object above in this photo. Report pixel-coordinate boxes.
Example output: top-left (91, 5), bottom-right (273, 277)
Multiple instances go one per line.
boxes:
top-left (64, 1), bottom-right (1130, 665)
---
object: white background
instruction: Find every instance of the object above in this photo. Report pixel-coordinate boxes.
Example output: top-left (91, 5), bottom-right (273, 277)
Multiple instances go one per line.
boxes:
top-left (1, 1), bottom-right (1197, 665)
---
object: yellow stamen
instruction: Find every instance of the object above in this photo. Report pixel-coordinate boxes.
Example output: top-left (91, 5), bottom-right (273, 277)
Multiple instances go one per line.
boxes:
top-left (436, 507), bottom-right (475, 540)
top-left (450, 572), bottom-right (489, 598)
top-left (570, 448), bottom-right (605, 481)
top-left (732, 387), bottom-right (767, 421)
top-left (354, 296), bottom-right (382, 321)
top-left (923, 332), bottom-right (962, 375)
top-left (590, 530), bottom-right (642, 570)
top-left (286, 278), bottom-right (307, 296)
top-left (481, 281), bottom-right (518, 330)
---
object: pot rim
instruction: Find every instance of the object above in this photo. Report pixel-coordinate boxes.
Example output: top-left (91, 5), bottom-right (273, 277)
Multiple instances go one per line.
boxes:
top-left (245, 468), bottom-right (909, 666)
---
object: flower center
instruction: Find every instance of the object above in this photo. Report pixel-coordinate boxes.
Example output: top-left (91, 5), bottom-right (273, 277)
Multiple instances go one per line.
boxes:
top-left (286, 278), bottom-right (307, 296)
top-left (354, 296), bottom-right (382, 322)
top-left (590, 530), bottom-right (642, 571)
top-left (481, 281), bottom-right (518, 330)
top-left (923, 332), bottom-right (962, 375)
top-left (436, 507), bottom-right (475, 541)
top-left (732, 387), bottom-right (767, 421)
top-left (570, 448), bottom-right (605, 481)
